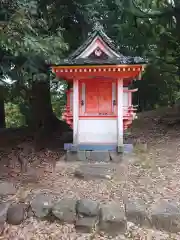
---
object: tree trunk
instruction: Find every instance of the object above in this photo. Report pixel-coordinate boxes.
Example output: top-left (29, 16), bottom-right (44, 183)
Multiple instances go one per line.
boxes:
top-left (29, 80), bottom-right (71, 150)
top-left (0, 87), bottom-right (6, 128)
top-left (30, 80), bottom-right (54, 131)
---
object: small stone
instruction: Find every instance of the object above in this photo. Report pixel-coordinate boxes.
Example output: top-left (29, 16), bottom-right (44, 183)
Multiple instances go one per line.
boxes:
top-left (0, 202), bottom-right (10, 223)
top-left (77, 199), bottom-right (99, 217)
top-left (74, 164), bottom-right (115, 180)
top-left (150, 200), bottom-right (180, 233)
top-left (52, 198), bottom-right (77, 223)
top-left (125, 199), bottom-right (150, 227)
top-left (31, 193), bottom-right (53, 218)
top-left (7, 203), bottom-right (28, 225)
top-left (99, 202), bottom-right (127, 235)
top-left (75, 217), bottom-right (98, 233)
top-left (0, 181), bottom-right (16, 196)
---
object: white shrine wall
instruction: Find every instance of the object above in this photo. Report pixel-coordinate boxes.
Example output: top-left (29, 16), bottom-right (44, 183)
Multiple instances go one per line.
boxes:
top-left (78, 119), bottom-right (117, 144)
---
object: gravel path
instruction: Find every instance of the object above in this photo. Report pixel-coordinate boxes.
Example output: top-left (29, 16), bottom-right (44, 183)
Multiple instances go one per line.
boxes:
top-left (1, 145), bottom-right (180, 240)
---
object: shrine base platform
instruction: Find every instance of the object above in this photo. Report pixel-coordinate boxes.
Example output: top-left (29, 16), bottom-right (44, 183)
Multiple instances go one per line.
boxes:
top-left (64, 144), bottom-right (133, 162)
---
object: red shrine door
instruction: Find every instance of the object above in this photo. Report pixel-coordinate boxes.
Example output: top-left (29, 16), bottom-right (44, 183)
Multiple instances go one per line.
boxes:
top-left (78, 79), bottom-right (117, 143)
top-left (79, 80), bottom-right (117, 116)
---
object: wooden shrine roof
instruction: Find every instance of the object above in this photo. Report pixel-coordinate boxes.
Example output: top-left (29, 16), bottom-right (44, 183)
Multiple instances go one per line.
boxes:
top-left (68, 24), bottom-right (121, 60)
top-left (55, 56), bottom-right (146, 66)
top-left (55, 23), bottom-right (147, 67)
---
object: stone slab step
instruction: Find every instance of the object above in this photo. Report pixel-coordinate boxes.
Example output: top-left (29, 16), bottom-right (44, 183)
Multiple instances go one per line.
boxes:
top-left (74, 163), bottom-right (116, 180)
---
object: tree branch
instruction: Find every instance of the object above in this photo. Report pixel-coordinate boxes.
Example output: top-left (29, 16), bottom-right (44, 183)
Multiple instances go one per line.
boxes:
top-left (155, 56), bottom-right (179, 66)
top-left (160, 69), bottom-right (178, 75)
top-left (121, 0), bottom-right (174, 18)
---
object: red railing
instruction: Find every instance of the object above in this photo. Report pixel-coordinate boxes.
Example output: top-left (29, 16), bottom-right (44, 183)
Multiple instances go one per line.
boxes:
top-left (62, 106), bottom-right (73, 128)
top-left (62, 90), bottom-right (138, 130)
top-left (123, 106), bottom-right (137, 119)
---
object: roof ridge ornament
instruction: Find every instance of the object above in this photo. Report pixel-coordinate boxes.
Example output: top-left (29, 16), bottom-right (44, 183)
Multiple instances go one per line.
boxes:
top-left (93, 22), bottom-right (104, 32)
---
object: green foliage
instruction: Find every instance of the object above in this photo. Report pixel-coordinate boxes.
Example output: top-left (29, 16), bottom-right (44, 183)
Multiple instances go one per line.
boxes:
top-left (5, 92), bottom-right (66, 127)
top-left (0, 0), bottom-right (69, 97)
top-left (51, 80), bottom-right (67, 119)
top-left (52, 97), bottom-right (66, 120)
top-left (0, 0), bottom-right (70, 128)
top-left (113, 0), bottom-right (180, 109)
top-left (2, 0), bottom-right (180, 128)
top-left (0, 0), bottom-right (68, 59)
top-left (5, 102), bottom-right (26, 127)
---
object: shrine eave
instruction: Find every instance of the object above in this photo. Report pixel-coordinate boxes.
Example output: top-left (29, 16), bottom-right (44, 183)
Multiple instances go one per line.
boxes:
top-left (52, 64), bottom-right (147, 70)
top-left (53, 57), bottom-right (147, 66)
top-left (51, 64), bottom-right (146, 82)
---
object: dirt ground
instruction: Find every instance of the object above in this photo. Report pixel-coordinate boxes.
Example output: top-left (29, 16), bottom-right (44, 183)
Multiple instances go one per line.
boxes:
top-left (1, 108), bottom-right (180, 239)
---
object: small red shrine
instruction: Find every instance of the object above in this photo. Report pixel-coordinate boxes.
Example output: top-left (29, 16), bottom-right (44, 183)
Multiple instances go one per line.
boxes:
top-left (52, 25), bottom-right (146, 152)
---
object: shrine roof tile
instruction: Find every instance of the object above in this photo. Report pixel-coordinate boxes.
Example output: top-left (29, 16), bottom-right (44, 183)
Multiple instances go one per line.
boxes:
top-left (54, 56), bottom-right (147, 66)
top-left (68, 27), bottom-right (119, 59)
top-left (55, 23), bottom-right (147, 66)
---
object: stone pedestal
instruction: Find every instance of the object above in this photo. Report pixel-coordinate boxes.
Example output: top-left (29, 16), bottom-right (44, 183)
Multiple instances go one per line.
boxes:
top-left (66, 151), bottom-right (124, 162)
top-left (65, 144), bottom-right (134, 162)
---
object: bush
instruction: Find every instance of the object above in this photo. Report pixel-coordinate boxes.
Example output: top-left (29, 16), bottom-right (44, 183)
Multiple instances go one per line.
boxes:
top-left (5, 103), bottom-right (26, 128)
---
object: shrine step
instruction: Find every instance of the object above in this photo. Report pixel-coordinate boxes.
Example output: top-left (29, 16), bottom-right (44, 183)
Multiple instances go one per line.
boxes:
top-left (64, 143), bottom-right (133, 153)
top-left (65, 150), bottom-right (118, 162)
top-left (64, 144), bottom-right (134, 162)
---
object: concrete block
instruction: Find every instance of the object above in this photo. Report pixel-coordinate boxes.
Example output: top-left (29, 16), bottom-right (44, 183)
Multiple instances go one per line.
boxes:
top-left (66, 151), bottom-right (87, 161)
top-left (88, 151), bottom-right (110, 162)
top-left (117, 145), bottom-right (124, 153)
